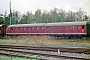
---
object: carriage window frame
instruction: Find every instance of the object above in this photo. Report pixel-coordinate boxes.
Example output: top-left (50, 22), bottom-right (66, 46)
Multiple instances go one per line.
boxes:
top-left (18, 27), bottom-right (20, 30)
top-left (77, 26), bottom-right (80, 30)
top-left (31, 27), bottom-right (34, 30)
top-left (26, 27), bottom-right (29, 30)
top-left (36, 27), bottom-right (39, 30)
top-left (54, 26), bottom-right (58, 30)
top-left (46, 26), bottom-right (50, 30)
top-left (22, 27), bottom-right (24, 30)
top-left (14, 27), bottom-right (16, 30)
top-left (61, 26), bottom-right (66, 30)
top-left (82, 25), bottom-right (84, 29)
top-left (69, 26), bottom-right (74, 30)
top-left (40, 26), bottom-right (44, 30)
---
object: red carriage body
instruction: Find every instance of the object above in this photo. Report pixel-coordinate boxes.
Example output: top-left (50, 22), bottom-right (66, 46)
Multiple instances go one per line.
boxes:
top-left (6, 21), bottom-right (87, 37)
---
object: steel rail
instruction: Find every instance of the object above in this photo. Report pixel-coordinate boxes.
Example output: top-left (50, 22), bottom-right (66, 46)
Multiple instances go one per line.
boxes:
top-left (0, 48), bottom-right (89, 60)
top-left (0, 44), bottom-right (90, 54)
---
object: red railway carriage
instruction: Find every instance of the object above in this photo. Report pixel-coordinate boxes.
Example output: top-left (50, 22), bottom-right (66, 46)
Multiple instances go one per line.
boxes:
top-left (6, 21), bottom-right (90, 37)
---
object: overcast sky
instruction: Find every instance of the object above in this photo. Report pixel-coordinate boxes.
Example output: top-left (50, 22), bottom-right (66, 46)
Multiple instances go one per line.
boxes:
top-left (0, 0), bottom-right (90, 15)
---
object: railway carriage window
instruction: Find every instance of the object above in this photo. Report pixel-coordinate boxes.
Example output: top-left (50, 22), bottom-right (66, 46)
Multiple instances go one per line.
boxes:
top-left (61, 26), bottom-right (66, 30)
top-left (14, 27), bottom-right (15, 30)
top-left (36, 27), bottom-right (39, 30)
top-left (22, 27), bottom-right (24, 30)
top-left (77, 26), bottom-right (80, 30)
top-left (54, 26), bottom-right (58, 30)
top-left (18, 27), bottom-right (20, 30)
top-left (69, 26), bottom-right (74, 30)
top-left (31, 27), bottom-right (34, 30)
top-left (26, 27), bottom-right (29, 30)
top-left (82, 25), bottom-right (84, 29)
top-left (46, 26), bottom-right (50, 30)
top-left (40, 27), bottom-right (44, 30)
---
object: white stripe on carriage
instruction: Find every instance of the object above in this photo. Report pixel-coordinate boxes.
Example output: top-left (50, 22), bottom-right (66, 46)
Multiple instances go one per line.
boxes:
top-left (6, 33), bottom-right (87, 34)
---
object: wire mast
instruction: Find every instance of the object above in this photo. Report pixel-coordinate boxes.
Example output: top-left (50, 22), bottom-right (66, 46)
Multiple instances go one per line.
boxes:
top-left (10, 0), bottom-right (12, 25)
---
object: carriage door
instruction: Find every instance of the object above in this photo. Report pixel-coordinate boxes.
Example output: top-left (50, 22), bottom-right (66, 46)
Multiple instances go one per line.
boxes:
top-left (10, 27), bottom-right (13, 33)
top-left (82, 25), bottom-right (85, 33)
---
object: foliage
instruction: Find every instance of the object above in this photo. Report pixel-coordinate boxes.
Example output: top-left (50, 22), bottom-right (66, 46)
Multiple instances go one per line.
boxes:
top-left (0, 17), bottom-right (4, 24)
top-left (0, 8), bottom-right (90, 25)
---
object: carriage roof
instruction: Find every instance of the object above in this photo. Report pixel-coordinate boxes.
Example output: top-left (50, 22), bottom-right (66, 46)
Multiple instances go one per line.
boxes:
top-left (8, 21), bottom-right (87, 27)
top-left (8, 23), bottom-right (45, 27)
top-left (45, 21), bottom-right (87, 26)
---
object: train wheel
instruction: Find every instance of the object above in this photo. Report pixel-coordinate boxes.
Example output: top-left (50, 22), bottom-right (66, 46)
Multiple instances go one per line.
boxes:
top-left (79, 37), bottom-right (82, 39)
top-left (68, 37), bottom-right (71, 39)
top-left (2, 34), bottom-right (4, 37)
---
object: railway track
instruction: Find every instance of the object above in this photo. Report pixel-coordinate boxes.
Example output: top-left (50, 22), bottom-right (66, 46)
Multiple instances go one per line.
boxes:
top-left (0, 44), bottom-right (90, 60)
top-left (0, 44), bottom-right (90, 54)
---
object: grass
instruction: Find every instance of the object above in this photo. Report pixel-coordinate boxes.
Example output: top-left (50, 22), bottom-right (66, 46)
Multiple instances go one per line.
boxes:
top-left (0, 55), bottom-right (41, 60)
top-left (0, 36), bottom-right (90, 47)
